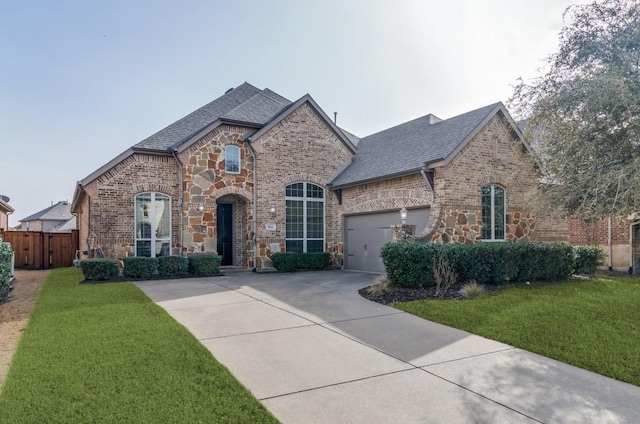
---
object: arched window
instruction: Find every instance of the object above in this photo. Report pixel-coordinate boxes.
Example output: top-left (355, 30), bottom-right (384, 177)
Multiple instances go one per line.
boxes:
top-left (135, 192), bottom-right (171, 257)
top-left (225, 145), bottom-right (240, 173)
top-left (285, 182), bottom-right (324, 253)
top-left (481, 185), bottom-right (505, 241)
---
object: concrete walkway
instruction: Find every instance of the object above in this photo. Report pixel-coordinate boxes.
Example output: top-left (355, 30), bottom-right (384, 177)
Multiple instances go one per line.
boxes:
top-left (136, 271), bottom-right (640, 424)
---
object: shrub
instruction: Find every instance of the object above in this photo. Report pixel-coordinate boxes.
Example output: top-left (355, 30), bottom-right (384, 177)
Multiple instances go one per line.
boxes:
top-left (458, 280), bottom-right (485, 299)
top-left (123, 257), bottom-right (158, 279)
top-left (272, 253), bottom-right (298, 272)
top-left (187, 254), bottom-right (221, 276)
top-left (434, 257), bottom-right (457, 297)
top-left (79, 259), bottom-right (119, 281)
top-left (573, 245), bottom-right (605, 276)
top-left (381, 242), bottom-right (441, 287)
top-left (366, 275), bottom-right (391, 297)
top-left (381, 241), bottom-right (576, 287)
top-left (0, 239), bottom-right (13, 298)
top-left (158, 256), bottom-right (189, 277)
top-left (271, 252), bottom-right (332, 272)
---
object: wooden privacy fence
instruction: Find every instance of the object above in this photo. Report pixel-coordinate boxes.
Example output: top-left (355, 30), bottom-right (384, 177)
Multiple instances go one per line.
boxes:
top-left (0, 230), bottom-right (79, 269)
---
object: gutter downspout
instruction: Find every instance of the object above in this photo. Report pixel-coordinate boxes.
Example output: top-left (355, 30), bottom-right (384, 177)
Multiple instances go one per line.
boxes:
top-left (172, 150), bottom-right (185, 256)
top-left (420, 167), bottom-right (435, 203)
top-left (247, 140), bottom-right (258, 272)
top-left (608, 217), bottom-right (613, 271)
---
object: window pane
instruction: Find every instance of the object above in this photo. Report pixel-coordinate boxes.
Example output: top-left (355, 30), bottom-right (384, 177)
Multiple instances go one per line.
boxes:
top-left (494, 187), bottom-right (505, 239)
top-left (225, 146), bottom-right (240, 173)
top-left (286, 200), bottom-right (304, 238)
top-left (286, 240), bottom-right (303, 253)
top-left (307, 240), bottom-right (324, 253)
top-left (155, 194), bottom-right (171, 239)
top-left (286, 183), bottom-right (304, 198)
top-left (306, 201), bottom-right (323, 238)
top-left (306, 183), bottom-right (324, 199)
top-left (156, 241), bottom-right (170, 257)
top-left (136, 240), bottom-right (151, 257)
top-left (481, 186), bottom-right (492, 239)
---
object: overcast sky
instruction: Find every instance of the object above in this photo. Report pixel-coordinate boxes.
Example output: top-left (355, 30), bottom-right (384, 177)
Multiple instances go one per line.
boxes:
top-left (1, 0), bottom-right (584, 226)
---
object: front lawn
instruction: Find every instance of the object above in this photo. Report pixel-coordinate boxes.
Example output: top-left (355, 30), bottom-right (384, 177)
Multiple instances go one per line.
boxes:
top-left (0, 268), bottom-right (277, 423)
top-left (394, 275), bottom-right (640, 386)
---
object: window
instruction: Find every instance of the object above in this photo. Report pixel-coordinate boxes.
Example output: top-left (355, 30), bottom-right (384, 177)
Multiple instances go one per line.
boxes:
top-left (285, 182), bottom-right (324, 253)
top-left (225, 145), bottom-right (240, 173)
top-left (481, 185), bottom-right (505, 241)
top-left (135, 192), bottom-right (171, 257)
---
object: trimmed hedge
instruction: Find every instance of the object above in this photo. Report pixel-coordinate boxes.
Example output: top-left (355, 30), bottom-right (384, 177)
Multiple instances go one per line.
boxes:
top-left (79, 259), bottom-right (119, 281)
top-left (573, 245), bottom-right (605, 276)
top-left (123, 257), bottom-right (158, 279)
top-left (158, 256), bottom-right (189, 277)
top-left (272, 252), bottom-right (332, 272)
top-left (187, 254), bottom-right (221, 276)
top-left (381, 242), bottom-right (577, 288)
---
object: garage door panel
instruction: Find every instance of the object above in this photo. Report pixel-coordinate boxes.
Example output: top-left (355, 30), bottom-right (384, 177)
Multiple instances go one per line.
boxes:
top-left (344, 208), bottom-right (430, 273)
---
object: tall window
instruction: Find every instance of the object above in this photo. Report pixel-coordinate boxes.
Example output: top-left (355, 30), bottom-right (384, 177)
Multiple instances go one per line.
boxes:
top-left (225, 145), bottom-right (240, 173)
top-left (285, 182), bottom-right (324, 253)
top-left (135, 193), bottom-right (171, 257)
top-left (481, 185), bottom-right (505, 241)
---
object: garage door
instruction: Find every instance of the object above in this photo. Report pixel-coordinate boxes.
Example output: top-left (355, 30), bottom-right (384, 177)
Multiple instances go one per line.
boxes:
top-left (344, 208), bottom-right (430, 273)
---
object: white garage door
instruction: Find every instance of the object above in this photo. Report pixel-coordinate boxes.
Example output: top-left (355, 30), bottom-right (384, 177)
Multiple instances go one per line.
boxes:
top-left (344, 208), bottom-right (430, 273)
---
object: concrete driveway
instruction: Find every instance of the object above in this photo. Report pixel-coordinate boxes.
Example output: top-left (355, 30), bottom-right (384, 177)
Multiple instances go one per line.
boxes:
top-left (136, 271), bottom-right (640, 424)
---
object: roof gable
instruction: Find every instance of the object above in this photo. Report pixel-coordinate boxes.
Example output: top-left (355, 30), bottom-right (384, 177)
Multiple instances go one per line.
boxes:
top-left (328, 102), bottom-right (520, 188)
top-left (20, 201), bottom-right (72, 222)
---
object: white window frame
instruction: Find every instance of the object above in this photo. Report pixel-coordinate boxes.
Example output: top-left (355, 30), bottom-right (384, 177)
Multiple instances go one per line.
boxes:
top-left (285, 182), bottom-right (325, 253)
top-left (135, 192), bottom-right (171, 257)
top-left (225, 145), bottom-right (240, 174)
top-left (482, 185), bottom-right (506, 242)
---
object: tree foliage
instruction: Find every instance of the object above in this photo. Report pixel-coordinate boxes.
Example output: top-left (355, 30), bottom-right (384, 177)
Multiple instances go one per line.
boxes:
top-left (510, 0), bottom-right (640, 218)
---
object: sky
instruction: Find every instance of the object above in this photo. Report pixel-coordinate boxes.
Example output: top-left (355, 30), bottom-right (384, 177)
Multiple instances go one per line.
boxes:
top-left (0, 0), bottom-right (585, 227)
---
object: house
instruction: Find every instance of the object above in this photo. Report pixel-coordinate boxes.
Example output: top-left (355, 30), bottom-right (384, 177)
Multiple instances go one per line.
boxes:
top-left (19, 201), bottom-right (76, 232)
top-left (71, 82), bottom-right (564, 273)
top-left (0, 195), bottom-right (14, 231)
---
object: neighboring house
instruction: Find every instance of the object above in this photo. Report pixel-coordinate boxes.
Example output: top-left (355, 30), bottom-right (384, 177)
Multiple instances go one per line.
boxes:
top-left (71, 82), bottom-right (565, 273)
top-left (0, 195), bottom-right (14, 231)
top-left (19, 201), bottom-right (76, 232)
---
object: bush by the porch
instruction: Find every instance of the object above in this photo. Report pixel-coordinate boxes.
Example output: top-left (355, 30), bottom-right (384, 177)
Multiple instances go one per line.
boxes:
top-left (158, 256), bottom-right (189, 277)
top-left (79, 259), bottom-right (119, 281)
top-left (272, 252), bottom-right (332, 272)
top-left (187, 254), bottom-right (221, 276)
top-left (123, 257), bottom-right (158, 279)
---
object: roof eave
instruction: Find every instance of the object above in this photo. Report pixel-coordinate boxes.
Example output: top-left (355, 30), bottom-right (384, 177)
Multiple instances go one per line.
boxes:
top-left (175, 119), bottom-right (262, 154)
top-left (328, 168), bottom-right (423, 190)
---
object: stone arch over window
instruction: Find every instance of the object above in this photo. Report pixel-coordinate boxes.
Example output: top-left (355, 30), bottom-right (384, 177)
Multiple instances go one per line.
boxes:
top-left (285, 182), bottom-right (325, 253)
top-left (481, 184), bottom-right (506, 241)
top-left (135, 192), bottom-right (171, 257)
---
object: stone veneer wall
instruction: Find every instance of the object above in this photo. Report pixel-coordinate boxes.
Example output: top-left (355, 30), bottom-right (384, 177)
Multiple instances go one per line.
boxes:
top-left (176, 125), bottom-right (254, 265)
top-left (430, 114), bottom-right (563, 244)
top-left (83, 153), bottom-right (180, 259)
top-left (251, 102), bottom-right (354, 268)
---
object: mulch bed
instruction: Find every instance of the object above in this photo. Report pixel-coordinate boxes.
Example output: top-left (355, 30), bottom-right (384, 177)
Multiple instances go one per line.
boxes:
top-left (79, 273), bottom-right (224, 284)
top-left (359, 283), bottom-right (503, 305)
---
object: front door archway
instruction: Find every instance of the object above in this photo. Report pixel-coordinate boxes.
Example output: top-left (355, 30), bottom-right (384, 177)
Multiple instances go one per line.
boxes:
top-left (216, 203), bottom-right (233, 266)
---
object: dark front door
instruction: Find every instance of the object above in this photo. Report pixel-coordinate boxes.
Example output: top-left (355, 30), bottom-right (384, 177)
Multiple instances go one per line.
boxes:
top-left (216, 204), bottom-right (233, 266)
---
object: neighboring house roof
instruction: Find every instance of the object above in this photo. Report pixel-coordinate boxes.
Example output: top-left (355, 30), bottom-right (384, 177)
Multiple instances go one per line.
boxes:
top-left (0, 195), bottom-right (14, 213)
top-left (328, 102), bottom-right (523, 188)
top-left (51, 216), bottom-right (77, 232)
top-left (20, 201), bottom-right (73, 223)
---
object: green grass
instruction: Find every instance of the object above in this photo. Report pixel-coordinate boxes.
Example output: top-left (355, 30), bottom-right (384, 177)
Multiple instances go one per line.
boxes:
top-left (394, 275), bottom-right (640, 386)
top-left (0, 268), bottom-right (277, 424)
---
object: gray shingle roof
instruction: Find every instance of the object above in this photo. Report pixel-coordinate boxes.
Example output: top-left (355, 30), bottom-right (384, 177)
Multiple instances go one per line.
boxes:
top-left (133, 82), bottom-right (291, 151)
top-left (20, 201), bottom-right (72, 222)
top-left (328, 102), bottom-right (503, 187)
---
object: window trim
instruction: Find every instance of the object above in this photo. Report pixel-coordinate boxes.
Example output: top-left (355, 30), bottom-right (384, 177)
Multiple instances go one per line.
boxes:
top-left (285, 182), bottom-right (325, 253)
top-left (225, 145), bottom-right (241, 174)
top-left (134, 192), bottom-right (172, 257)
top-left (482, 185), bottom-right (506, 242)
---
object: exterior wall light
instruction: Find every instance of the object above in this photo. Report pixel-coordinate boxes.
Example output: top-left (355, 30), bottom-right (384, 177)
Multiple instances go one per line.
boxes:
top-left (269, 206), bottom-right (277, 217)
top-left (400, 207), bottom-right (407, 225)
